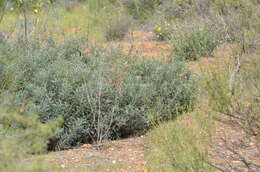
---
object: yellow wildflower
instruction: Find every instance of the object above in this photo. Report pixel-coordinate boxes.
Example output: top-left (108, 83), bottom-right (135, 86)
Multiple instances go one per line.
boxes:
top-left (33, 9), bottom-right (39, 14)
top-left (154, 25), bottom-right (162, 31)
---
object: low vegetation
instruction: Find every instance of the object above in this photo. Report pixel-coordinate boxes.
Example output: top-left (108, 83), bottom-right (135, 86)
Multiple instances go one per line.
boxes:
top-left (0, 38), bottom-right (196, 150)
top-left (0, 0), bottom-right (259, 171)
top-left (145, 112), bottom-right (214, 172)
top-left (171, 23), bottom-right (218, 61)
top-left (0, 105), bottom-right (60, 172)
top-left (203, 46), bottom-right (260, 170)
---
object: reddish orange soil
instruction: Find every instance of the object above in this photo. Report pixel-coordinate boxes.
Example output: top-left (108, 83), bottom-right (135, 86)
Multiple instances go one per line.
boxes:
top-left (103, 30), bottom-right (171, 59)
top-left (209, 122), bottom-right (260, 171)
top-left (47, 137), bottom-right (146, 172)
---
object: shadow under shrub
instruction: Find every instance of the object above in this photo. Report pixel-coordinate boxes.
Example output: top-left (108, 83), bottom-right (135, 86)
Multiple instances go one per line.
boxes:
top-left (0, 38), bottom-right (196, 150)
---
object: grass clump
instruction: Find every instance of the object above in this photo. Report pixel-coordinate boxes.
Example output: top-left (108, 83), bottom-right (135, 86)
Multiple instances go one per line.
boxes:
top-left (145, 113), bottom-right (214, 172)
top-left (171, 24), bottom-right (218, 61)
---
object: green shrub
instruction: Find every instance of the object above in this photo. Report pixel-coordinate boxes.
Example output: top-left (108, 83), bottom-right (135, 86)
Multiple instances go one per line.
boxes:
top-left (145, 115), bottom-right (213, 172)
top-left (205, 55), bottom-right (260, 141)
top-left (105, 14), bottom-right (133, 41)
top-left (0, 38), bottom-right (196, 150)
top-left (153, 21), bottom-right (173, 41)
top-left (0, 105), bottom-right (60, 172)
top-left (171, 24), bottom-right (218, 61)
top-left (154, 0), bottom-right (194, 20)
top-left (122, 0), bottom-right (162, 21)
top-left (119, 59), bottom-right (197, 133)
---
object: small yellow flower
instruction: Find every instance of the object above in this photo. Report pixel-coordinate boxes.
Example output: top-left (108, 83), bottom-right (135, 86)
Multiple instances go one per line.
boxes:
top-left (154, 25), bottom-right (162, 31)
top-left (10, 7), bottom-right (14, 11)
top-left (33, 9), bottom-right (38, 14)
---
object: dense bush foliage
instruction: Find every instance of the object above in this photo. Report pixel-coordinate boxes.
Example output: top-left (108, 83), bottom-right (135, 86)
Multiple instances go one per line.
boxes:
top-left (171, 24), bottom-right (218, 61)
top-left (0, 105), bottom-right (59, 171)
top-left (0, 38), bottom-right (196, 150)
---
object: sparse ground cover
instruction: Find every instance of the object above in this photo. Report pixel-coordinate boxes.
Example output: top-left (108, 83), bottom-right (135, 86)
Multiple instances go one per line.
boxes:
top-left (0, 0), bottom-right (260, 172)
top-left (45, 137), bottom-right (145, 172)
